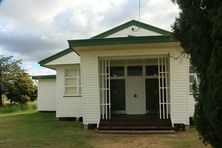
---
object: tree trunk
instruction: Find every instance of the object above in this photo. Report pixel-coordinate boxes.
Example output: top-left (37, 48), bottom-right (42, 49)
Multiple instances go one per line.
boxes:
top-left (0, 88), bottom-right (3, 106)
top-left (0, 71), bottom-right (2, 106)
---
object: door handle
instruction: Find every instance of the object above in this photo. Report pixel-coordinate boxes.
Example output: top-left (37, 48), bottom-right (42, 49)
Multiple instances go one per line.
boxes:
top-left (134, 89), bottom-right (137, 98)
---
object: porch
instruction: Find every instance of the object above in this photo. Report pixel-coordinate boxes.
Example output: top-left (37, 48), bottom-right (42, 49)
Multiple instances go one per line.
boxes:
top-left (98, 57), bottom-right (172, 130)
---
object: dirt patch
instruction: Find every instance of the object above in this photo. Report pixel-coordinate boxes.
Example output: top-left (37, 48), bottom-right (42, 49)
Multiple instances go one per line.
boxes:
top-left (93, 134), bottom-right (177, 148)
top-left (92, 129), bottom-right (211, 148)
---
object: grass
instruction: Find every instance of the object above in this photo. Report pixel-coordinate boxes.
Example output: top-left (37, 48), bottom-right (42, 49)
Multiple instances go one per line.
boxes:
top-left (0, 102), bottom-right (37, 114)
top-left (0, 111), bottom-right (211, 148)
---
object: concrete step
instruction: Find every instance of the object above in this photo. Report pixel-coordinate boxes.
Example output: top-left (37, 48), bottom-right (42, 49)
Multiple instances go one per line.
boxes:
top-left (95, 129), bottom-right (175, 134)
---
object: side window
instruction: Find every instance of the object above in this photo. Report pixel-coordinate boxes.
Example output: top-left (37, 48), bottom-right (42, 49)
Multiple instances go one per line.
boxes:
top-left (189, 65), bottom-right (198, 94)
top-left (64, 69), bottom-right (81, 96)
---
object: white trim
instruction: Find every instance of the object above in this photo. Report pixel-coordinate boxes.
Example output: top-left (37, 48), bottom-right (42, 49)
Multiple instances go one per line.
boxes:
top-left (99, 54), bottom-right (169, 60)
top-left (158, 58), bottom-right (170, 119)
top-left (100, 59), bottom-right (111, 119)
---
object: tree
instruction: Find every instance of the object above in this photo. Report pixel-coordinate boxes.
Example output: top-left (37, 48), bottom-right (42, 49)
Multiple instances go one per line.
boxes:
top-left (7, 72), bottom-right (37, 104)
top-left (0, 55), bottom-right (37, 105)
top-left (172, 0), bottom-right (222, 147)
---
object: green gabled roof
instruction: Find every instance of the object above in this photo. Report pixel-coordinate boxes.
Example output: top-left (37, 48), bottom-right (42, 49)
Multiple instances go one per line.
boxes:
top-left (68, 35), bottom-right (176, 48)
top-left (39, 48), bottom-right (73, 66)
top-left (92, 20), bottom-right (171, 39)
top-left (32, 75), bottom-right (56, 80)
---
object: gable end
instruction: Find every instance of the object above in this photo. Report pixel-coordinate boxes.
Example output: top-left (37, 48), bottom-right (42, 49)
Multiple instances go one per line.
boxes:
top-left (39, 48), bottom-right (74, 66)
top-left (92, 20), bottom-right (171, 39)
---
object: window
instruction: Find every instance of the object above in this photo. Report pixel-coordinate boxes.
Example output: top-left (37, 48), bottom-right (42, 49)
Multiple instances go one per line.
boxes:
top-left (146, 65), bottom-right (158, 76)
top-left (189, 65), bottom-right (198, 94)
top-left (110, 66), bottom-right (124, 77)
top-left (64, 69), bottom-right (81, 96)
top-left (127, 66), bottom-right (143, 76)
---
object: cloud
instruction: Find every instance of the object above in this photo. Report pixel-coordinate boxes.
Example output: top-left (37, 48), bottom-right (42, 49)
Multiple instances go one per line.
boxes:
top-left (0, 0), bottom-right (179, 75)
top-left (22, 62), bottom-right (56, 76)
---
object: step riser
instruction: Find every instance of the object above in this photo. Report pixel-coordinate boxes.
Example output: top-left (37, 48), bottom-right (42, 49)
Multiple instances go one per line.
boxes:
top-left (99, 123), bottom-right (173, 130)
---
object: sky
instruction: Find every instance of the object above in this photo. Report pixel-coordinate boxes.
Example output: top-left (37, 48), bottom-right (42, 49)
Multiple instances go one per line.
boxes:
top-left (0, 0), bottom-right (179, 76)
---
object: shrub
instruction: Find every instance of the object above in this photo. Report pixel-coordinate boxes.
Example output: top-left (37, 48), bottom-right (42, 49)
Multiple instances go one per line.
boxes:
top-left (0, 102), bottom-right (37, 113)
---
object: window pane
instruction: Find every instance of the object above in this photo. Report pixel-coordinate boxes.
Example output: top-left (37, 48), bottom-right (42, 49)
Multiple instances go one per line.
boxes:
top-left (146, 65), bottom-right (158, 76)
top-left (189, 66), bottom-right (195, 73)
top-left (66, 78), bottom-right (77, 86)
top-left (189, 75), bottom-right (196, 83)
top-left (127, 66), bottom-right (142, 76)
top-left (110, 67), bottom-right (124, 77)
top-left (66, 69), bottom-right (76, 77)
top-left (189, 84), bottom-right (193, 94)
top-left (65, 87), bottom-right (77, 95)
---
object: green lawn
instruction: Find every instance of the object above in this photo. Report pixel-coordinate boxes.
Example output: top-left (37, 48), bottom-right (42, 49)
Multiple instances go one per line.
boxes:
top-left (0, 111), bottom-right (211, 148)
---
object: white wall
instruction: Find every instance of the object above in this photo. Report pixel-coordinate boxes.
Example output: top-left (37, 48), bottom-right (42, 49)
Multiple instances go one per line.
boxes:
top-left (46, 52), bottom-right (80, 66)
top-left (55, 64), bottom-right (82, 118)
top-left (188, 95), bottom-right (195, 117)
top-left (80, 43), bottom-right (191, 125)
top-left (106, 25), bottom-right (161, 38)
top-left (80, 53), bottom-right (100, 125)
top-left (37, 79), bottom-right (56, 111)
top-left (170, 51), bottom-right (189, 125)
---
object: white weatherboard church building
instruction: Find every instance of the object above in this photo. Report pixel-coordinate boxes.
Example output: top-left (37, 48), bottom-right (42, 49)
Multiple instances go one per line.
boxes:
top-left (33, 20), bottom-right (197, 130)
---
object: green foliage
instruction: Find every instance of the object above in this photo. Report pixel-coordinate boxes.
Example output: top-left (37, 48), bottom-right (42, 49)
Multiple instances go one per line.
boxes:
top-left (0, 55), bottom-right (37, 105)
top-left (172, 0), bottom-right (222, 147)
top-left (0, 102), bottom-right (37, 113)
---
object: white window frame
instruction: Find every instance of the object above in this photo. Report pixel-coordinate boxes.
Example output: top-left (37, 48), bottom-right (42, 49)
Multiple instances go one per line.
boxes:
top-left (189, 65), bottom-right (198, 95)
top-left (64, 68), bottom-right (81, 96)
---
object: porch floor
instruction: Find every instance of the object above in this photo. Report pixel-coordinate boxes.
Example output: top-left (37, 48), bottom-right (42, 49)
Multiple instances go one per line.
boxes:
top-left (98, 113), bottom-right (174, 131)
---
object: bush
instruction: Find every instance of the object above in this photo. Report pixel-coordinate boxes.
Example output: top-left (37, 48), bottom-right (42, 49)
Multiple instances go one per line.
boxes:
top-left (0, 102), bottom-right (37, 113)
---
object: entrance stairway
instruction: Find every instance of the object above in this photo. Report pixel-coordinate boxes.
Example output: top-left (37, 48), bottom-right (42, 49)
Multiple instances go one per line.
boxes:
top-left (97, 114), bottom-right (175, 133)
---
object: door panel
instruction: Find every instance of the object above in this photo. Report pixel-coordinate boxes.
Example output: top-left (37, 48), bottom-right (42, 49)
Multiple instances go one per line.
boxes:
top-left (110, 79), bottom-right (125, 111)
top-left (146, 78), bottom-right (159, 113)
top-left (126, 77), bottom-right (146, 114)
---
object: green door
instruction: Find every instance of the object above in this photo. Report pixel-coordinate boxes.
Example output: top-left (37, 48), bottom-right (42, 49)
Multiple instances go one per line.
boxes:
top-left (110, 79), bottom-right (125, 112)
top-left (146, 78), bottom-right (159, 113)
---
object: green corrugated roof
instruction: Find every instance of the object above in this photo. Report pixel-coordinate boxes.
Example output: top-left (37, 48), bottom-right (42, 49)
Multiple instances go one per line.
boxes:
top-left (32, 75), bottom-right (56, 80)
top-left (39, 48), bottom-right (74, 66)
top-left (68, 35), bottom-right (177, 48)
top-left (39, 20), bottom-right (175, 66)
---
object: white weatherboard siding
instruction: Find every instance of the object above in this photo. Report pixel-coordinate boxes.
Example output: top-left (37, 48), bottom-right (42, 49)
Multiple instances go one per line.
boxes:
top-left (106, 25), bottom-right (161, 38)
top-left (188, 95), bottom-right (195, 117)
top-left (56, 64), bottom-right (82, 118)
top-left (80, 43), bottom-right (190, 125)
top-left (170, 51), bottom-right (189, 125)
top-left (46, 52), bottom-right (80, 66)
top-left (80, 53), bottom-right (100, 125)
top-left (37, 79), bottom-right (56, 111)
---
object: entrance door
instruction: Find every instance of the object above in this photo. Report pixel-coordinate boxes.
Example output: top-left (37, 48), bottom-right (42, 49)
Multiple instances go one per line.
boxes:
top-left (110, 79), bottom-right (125, 113)
top-left (126, 77), bottom-right (146, 114)
top-left (146, 78), bottom-right (159, 113)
